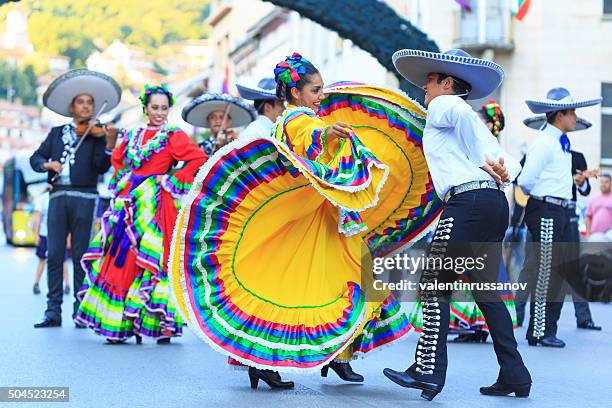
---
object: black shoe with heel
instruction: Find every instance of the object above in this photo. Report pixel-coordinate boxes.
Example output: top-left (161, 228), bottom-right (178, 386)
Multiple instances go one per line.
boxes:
top-left (157, 337), bottom-right (170, 344)
top-left (480, 381), bottom-right (531, 397)
top-left (321, 361), bottom-right (364, 383)
top-left (383, 368), bottom-right (443, 401)
top-left (135, 334), bottom-right (142, 344)
top-left (248, 367), bottom-right (294, 390)
top-left (453, 331), bottom-right (488, 343)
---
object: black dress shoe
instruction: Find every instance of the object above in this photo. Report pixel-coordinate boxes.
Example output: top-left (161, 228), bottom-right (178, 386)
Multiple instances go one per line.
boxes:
top-left (156, 337), bottom-right (171, 344)
top-left (248, 367), bottom-right (294, 390)
top-left (383, 368), bottom-right (443, 401)
top-left (577, 321), bottom-right (602, 331)
top-left (480, 381), bottom-right (531, 397)
top-left (74, 322), bottom-right (87, 329)
top-left (453, 331), bottom-right (488, 343)
top-left (33, 317), bottom-right (61, 328)
top-left (527, 336), bottom-right (565, 348)
top-left (321, 361), bottom-right (364, 383)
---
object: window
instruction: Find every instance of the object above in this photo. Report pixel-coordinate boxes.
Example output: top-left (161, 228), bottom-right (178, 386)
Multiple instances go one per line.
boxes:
top-left (605, 0), bottom-right (612, 14)
top-left (456, 0), bottom-right (512, 49)
top-left (601, 83), bottom-right (612, 165)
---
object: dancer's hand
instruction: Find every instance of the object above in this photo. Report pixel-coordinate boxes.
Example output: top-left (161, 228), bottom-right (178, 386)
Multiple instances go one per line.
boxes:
top-left (156, 175), bottom-right (164, 185)
top-left (327, 122), bottom-right (352, 139)
top-left (482, 157), bottom-right (509, 185)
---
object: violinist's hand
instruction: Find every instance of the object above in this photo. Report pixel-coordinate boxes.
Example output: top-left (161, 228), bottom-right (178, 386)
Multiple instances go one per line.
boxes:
top-left (225, 130), bottom-right (237, 141)
top-left (574, 170), bottom-right (587, 187)
top-left (44, 161), bottom-right (63, 174)
top-left (326, 122), bottom-right (352, 139)
top-left (104, 124), bottom-right (119, 150)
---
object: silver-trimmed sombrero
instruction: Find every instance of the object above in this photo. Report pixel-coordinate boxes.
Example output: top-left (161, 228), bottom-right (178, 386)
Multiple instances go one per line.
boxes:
top-left (523, 115), bottom-right (592, 131)
top-left (525, 87), bottom-right (602, 114)
top-left (236, 78), bottom-right (278, 101)
top-left (182, 93), bottom-right (256, 128)
top-left (42, 69), bottom-right (121, 117)
top-left (392, 49), bottom-right (504, 100)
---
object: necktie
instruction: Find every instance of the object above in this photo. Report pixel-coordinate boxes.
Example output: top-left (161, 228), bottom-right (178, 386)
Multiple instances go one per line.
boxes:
top-left (559, 133), bottom-right (571, 153)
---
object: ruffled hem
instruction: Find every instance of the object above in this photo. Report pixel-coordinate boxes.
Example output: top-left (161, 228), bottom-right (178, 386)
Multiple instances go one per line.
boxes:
top-left (160, 174), bottom-right (192, 201)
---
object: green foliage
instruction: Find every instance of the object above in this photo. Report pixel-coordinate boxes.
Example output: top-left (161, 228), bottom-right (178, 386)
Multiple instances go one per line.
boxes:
top-left (0, 0), bottom-right (210, 67)
top-left (0, 59), bottom-right (38, 105)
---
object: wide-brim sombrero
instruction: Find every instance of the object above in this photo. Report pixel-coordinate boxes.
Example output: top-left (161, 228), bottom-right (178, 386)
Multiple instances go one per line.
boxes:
top-left (236, 77), bottom-right (278, 101)
top-left (523, 115), bottom-right (592, 131)
top-left (525, 87), bottom-right (602, 114)
top-left (392, 49), bottom-right (504, 100)
top-left (43, 69), bottom-right (121, 117)
top-left (182, 93), bottom-right (256, 128)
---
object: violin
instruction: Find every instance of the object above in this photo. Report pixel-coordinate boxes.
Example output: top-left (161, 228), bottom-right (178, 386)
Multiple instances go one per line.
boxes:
top-left (75, 120), bottom-right (124, 138)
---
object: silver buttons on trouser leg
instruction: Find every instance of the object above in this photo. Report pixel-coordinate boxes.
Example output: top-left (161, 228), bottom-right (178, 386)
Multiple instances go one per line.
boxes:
top-left (533, 218), bottom-right (554, 339)
top-left (416, 217), bottom-right (453, 375)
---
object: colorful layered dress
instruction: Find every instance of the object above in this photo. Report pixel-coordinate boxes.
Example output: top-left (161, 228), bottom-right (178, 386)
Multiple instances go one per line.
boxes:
top-left (74, 125), bottom-right (207, 340)
top-left (169, 84), bottom-right (443, 371)
top-left (408, 259), bottom-right (519, 334)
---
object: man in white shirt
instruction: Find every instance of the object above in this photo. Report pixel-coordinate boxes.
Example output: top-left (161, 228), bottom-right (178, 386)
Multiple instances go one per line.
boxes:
top-left (384, 49), bottom-right (531, 401)
top-left (237, 78), bottom-right (285, 139)
top-left (518, 88), bottom-right (602, 348)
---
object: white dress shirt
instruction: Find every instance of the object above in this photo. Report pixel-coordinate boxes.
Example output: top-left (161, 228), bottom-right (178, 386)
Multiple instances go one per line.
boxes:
top-left (517, 123), bottom-right (572, 199)
top-left (240, 115), bottom-right (275, 139)
top-left (423, 95), bottom-right (522, 200)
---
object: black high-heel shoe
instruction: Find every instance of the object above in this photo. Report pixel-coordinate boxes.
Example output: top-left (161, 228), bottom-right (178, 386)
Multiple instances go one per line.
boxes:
top-left (157, 337), bottom-right (171, 344)
top-left (480, 381), bottom-right (531, 397)
top-left (105, 338), bottom-right (127, 344)
top-left (248, 367), bottom-right (294, 390)
top-left (135, 334), bottom-right (142, 344)
top-left (321, 361), bottom-right (364, 383)
top-left (383, 368), bottom-right (443, 401)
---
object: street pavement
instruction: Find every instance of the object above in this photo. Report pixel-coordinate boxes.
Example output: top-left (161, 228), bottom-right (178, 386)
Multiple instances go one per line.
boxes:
top-left (1, 244), bottom-right (611, 408)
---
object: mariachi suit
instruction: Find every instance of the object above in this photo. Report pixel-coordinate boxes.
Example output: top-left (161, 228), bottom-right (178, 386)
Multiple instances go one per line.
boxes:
top-left (567, 150), bottom-right (594, 323)
top-left (518, 124), bottom-right (574, 342)
top-left (30, 124), bottom-right (111, 322)
top-left (406, 95), bottom-right (530, 386)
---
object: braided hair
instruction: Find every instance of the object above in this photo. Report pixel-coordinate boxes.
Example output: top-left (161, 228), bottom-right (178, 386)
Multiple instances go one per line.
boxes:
top-left (479, 100), bottom-right (505, 137)
top-left (273, 53), bottom-right (319, 104)
top-left (139, 84), bottom-right (176, 111)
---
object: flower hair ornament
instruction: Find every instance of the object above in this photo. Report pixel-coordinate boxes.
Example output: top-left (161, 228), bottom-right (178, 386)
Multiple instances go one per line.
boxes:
top-left (139, 84), bottom-right (176, 110)
top-left (481, 99), bottom-right (505, 137)
top-left (273, 53), bottom-right (312, 100)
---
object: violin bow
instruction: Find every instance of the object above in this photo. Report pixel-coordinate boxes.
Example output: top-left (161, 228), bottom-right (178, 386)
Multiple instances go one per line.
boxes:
top-left (73, 100), bottom-right (109, 154)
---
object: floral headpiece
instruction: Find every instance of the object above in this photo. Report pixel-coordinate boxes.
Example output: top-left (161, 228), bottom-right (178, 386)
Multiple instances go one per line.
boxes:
top-left (273, 52), bottom-right (312, 100)
top-left (139, 84), bottom-right (176, 109)
top-left (481, 99), bottom-right (505, 137)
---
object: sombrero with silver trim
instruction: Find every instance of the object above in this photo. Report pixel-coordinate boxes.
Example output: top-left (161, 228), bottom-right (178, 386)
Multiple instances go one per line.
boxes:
top-left (523, 115), bottom-right (592, 131)
top-left (392, 48), bottom-right (504, 100)
top-left (525, 87), bottom-right (602, 114)
top-left (236, 78), bottom-right (278, 101)
top-left (182, 93), bottom-right (256, 128)
top-left (43, 69), bottom-right (121, 117)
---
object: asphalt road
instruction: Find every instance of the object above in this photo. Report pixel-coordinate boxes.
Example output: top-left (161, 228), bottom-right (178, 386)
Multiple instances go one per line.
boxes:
top-left (1, 245), bottom-right (611, 408)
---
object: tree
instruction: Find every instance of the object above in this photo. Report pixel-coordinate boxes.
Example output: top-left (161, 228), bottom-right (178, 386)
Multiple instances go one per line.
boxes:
top-left (263, 0), bottom-right (439, 98)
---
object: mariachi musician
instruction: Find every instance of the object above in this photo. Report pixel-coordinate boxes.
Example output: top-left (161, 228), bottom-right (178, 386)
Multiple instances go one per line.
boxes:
top-left (30, 69), bottom-right (121, 328)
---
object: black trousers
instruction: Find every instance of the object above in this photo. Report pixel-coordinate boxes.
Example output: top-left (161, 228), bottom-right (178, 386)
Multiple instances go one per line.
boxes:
top-left (566, 210), bottom-right (593, 324)
top-left (407, 189), bottom-right (531, 386)
top-left (45, 190), bottom-right (98, 321)
top-left (523, 199), bottom-right (571, 340)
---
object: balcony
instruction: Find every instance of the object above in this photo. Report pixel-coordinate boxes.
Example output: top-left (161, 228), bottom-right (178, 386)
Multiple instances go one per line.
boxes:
top-left (452, 0), bottom-right (514, 53)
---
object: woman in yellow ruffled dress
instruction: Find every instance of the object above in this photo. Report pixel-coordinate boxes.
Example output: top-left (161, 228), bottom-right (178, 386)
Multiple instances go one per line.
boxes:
top-left (169, 53), bottom-right (442, 389)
